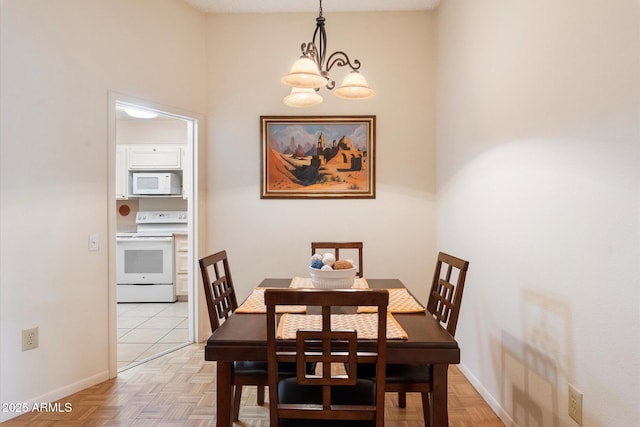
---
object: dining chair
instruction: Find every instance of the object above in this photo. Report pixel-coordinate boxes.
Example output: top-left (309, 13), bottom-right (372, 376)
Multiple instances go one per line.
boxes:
top-left (265, 288), bottom-right (388, 427)
top-left (311, 241), bottom-right (364, 277)
top-left (358, 251), bottom-right (470, 427)
top-left (199, 250), bottom-right (268, 422)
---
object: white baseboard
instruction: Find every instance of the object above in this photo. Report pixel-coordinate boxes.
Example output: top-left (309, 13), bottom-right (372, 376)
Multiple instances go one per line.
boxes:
top-left (0, 370), bottom-right (110, 423)
top-left (458, 362), bottom-right (517, 427)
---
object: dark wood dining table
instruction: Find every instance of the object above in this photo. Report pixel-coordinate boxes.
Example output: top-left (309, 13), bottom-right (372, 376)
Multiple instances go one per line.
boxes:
top-left (204, 278), bottom-right (460, 427)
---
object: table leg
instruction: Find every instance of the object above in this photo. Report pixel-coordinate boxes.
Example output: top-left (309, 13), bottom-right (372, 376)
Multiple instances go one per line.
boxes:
top-left (431, 364), bottom-right (449, 427)
top-left (216, 361), bottom-right (233, 427)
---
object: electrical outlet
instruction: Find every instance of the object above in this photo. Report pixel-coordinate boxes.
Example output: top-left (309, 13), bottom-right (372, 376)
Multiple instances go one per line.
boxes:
top-left (568, 383), bottom-right (583, 425)
top-left (22, 327), bottom-right (39, 351)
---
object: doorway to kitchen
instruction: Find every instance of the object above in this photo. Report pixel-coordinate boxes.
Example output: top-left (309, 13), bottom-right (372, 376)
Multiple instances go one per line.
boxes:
top-left (108, 94), bottom-right (199, 374)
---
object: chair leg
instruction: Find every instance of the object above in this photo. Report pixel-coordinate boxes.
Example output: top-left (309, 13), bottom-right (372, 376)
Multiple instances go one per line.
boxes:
top-left (398, 391), bottom-right (407, 408)
top-left (233, 385), bottom-right (242, 421)
top-left (421, 391), bottom-right (431, 427)
top-left (257, 385), bottom-right (265, 405)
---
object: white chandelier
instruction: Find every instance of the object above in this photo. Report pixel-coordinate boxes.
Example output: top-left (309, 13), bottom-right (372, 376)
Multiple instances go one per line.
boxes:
top-left (281, 0), bottom-right (376, 108)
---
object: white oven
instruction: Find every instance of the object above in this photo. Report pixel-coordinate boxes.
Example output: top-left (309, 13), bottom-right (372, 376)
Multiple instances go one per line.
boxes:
top-left (116, 211), bottom-right (187, 303)
top-left (116, 234), bottom-right (175, 302)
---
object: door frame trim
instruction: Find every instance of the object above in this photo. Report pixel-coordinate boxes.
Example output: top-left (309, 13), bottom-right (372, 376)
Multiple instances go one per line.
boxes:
top-left (107, 91), bottom-right (202, 378)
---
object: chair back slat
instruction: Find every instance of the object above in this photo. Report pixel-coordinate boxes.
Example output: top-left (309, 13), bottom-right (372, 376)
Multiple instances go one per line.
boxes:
top-left (426, 252), bottom-right (469, 337)
top-left (311, 242), bottom-right (364, 277)
top-left (199, 250), bottom-right (239, 332)
top-left (265, 288), bottom-right (388, 427)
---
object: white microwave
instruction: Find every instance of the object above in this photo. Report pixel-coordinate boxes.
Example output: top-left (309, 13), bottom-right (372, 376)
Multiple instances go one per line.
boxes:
top-left (131, 172), bottom-right (182, 195)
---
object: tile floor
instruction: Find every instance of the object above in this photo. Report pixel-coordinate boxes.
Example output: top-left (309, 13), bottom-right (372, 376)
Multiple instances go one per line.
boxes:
top-left (117, 301), bottom-right (189, 371)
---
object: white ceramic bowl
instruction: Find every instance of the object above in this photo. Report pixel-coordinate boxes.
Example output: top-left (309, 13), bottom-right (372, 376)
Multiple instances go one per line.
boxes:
top-left (309, 266), bottom-right (357, 289)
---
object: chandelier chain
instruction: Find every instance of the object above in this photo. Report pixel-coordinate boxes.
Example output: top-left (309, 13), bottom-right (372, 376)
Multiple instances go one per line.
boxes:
top-left (297, 0), bottom-right (361, 91)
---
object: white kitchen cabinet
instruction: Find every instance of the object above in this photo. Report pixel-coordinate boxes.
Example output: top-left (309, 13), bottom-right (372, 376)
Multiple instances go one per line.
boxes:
top-left (115, 145), bottom-right (128, 199)
top-left (174, 233), bottom-right (189, 299)
top-left (128, 145), bottom-right (182, 170)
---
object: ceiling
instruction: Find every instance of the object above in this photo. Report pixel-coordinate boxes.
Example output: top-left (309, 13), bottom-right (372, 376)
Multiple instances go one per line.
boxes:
top-left (181, 0), bottom-right (441, 13)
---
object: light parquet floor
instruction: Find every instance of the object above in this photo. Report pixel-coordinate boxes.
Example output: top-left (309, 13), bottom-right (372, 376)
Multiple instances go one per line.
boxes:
top-left (2, 343), bottom-right (504, 426)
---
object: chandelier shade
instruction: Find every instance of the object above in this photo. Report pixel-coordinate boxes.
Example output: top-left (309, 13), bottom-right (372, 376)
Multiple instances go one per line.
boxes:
top-left (281, 0), bottom-right (375, 107)
top-left (283, 87), bottom-right (324, 108)
top-left (281, 56), bottom-right (328, 88)
top-left (334, 71), bottom-right (375, 100)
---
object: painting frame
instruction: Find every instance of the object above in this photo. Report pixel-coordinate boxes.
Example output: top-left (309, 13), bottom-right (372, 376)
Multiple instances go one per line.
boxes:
top-left (260, 115), bottom-right (376, 199)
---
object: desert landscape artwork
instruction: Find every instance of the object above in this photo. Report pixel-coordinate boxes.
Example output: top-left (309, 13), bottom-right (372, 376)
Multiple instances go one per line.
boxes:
top-left (260, 116), bottom-right (376, 199)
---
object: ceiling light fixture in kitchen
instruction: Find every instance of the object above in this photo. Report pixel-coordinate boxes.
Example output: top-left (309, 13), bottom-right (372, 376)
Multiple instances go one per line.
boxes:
top-left (120, 106), bottom-right (158, 119)
top-left (281, 0), bottom-right (375, 108)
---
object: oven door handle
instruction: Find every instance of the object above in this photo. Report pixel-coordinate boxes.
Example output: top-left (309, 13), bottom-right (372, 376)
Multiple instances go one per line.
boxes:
top-left (116, 236), bottom-right (174, 243)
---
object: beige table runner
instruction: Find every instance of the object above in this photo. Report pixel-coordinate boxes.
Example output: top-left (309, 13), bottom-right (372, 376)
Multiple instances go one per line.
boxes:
top-left (277, 313), bottom-right (408, 340)
top-left (357, 288), bottom-right (425, 314)
top-left (237, 280), bottom-right (421, 315)
top-left (236, 288), bottom-right (306, 314)
top-left (289, 276), bottom-right (369, 289)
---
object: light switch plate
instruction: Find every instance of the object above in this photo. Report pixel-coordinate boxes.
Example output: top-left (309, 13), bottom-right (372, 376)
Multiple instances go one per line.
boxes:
top-left (88, 234), bottom-right (99, 251)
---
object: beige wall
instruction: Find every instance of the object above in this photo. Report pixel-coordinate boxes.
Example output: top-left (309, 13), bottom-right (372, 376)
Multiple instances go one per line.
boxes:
top-left (1, 4), bottom-right (437, 421)
top-left (0, 0), bottom-right (207, 420)
top-left (436, 0), bottom-right (640, 426)
top-left (6, 1), bottom-right (637, 426)
top-left (204, 11), bottom-right (438, 303)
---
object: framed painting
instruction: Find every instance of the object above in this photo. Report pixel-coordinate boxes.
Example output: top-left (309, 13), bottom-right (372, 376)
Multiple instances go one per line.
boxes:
top-left (260, 116), bottom-right (376, 199)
